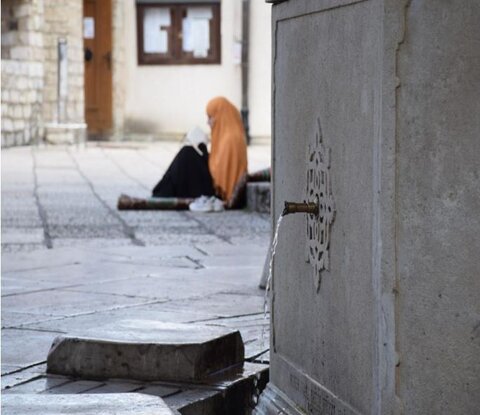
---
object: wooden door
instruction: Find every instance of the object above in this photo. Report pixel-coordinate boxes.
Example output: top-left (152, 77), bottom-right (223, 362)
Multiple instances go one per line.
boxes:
top-left (84, 0), bottom-right (112, 136)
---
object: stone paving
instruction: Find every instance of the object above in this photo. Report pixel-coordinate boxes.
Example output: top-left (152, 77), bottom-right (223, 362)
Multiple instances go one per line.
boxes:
top-left (1, 141), bottom-right (271, 413)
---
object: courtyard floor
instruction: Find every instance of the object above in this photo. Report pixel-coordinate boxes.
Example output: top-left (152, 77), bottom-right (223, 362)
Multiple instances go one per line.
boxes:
top-left (1, 140), bottom-right (271, 412)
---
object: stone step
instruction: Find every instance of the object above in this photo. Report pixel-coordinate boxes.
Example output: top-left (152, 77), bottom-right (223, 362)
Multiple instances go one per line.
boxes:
top-left (138, 362), bottom-right (269, 414)
top-left (3, 362), bottom-right (268, 415)
top-left (170, 361), bottom-right (268, 415)
top-left (47, 320), bottom-right (244, 383)
top-left (246, 182), bottom-right (271, 213)
top-left (1, 393), bottom-right (177, 415)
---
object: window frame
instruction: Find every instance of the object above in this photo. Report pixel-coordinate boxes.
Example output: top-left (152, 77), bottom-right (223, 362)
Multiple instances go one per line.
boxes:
top-left (136, 2), bottom-right (221, 65)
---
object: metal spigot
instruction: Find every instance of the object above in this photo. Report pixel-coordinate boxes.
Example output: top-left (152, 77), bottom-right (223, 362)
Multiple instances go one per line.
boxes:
top-left (283, 200), bottom-right (319, 216)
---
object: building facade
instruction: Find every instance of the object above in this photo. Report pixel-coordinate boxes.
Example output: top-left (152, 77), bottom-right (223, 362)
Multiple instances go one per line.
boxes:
top-left (1, 0), bottom-right (272, 147)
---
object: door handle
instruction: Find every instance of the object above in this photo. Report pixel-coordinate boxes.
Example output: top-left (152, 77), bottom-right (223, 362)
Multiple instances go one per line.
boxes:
top-left (84, 48), bottom-right (93, 62)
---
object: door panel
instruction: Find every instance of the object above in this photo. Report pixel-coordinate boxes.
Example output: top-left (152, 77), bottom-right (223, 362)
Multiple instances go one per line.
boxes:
top-left (84, 0), bottom-right (112, 135)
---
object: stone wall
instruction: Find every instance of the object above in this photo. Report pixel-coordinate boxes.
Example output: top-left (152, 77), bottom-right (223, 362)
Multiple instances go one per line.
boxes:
top-left (112, 0), bottom-right (126, 138)
top-left (249, 0), bottom-right (271, 140)
top-left (43, 0), bottom-right (84, 124)
top-left (396, 3), bottom-right (480, 413)
top-left (258, 1), bottom-right (480, 414)
top-left (1, 0), bottom-right (85, 147)
top-left (1, 0), bottom-right (45, 147)
top-left (266, 2), bottom-right (382, 413)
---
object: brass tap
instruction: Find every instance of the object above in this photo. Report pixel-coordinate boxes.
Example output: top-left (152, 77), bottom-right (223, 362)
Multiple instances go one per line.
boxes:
top-left (283, 200), bottom-right (319, 216)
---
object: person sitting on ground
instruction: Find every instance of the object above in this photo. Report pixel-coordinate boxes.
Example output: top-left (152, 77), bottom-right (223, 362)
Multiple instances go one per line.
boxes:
top-left (151, 127), bottom-right (215, 199)
top-left (208, 96), bottom-right (248, 202)
top-left (189, 97), bottom-right (248, 212)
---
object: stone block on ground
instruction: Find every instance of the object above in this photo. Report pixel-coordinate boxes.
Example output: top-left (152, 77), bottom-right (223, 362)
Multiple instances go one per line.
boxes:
top-left (1, 393), bottom-right (176, 415)
top-left (47, 320), bottom-right (244, 382)
top-left (163, 362), bottom-right (269, 415)
top-left (246, 182), bottom-right (271, 213)
top-left (44, 123), bottom-right (86, 145)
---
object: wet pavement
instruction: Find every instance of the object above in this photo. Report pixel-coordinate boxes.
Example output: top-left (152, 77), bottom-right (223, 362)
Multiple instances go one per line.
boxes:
top-left (1, 141), bottom-right (271, 413)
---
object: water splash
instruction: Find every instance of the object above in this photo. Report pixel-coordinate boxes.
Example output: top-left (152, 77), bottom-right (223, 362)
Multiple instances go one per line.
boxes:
top-left (261, 214), bottom-right (284, 352)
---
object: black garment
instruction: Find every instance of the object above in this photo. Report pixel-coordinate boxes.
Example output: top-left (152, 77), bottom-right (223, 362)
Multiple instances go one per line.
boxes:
top-left (152, 143), bottom-right (215, 198)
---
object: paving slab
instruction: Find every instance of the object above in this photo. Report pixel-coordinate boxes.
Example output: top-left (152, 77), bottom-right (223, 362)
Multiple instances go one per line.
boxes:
top-left (137, 384), bottom-right (182, 398)
top-left (2, 311), bottom-right (54, 329)
top-left (164, 388), bottom-right (223, 415)
top-left (3, 262), bottom-right (194, 286)
top-left (1, 244), bottom-right (46, 254)
top-left (86, 245), bottom-right (206, 263)
top-left (1, 364), bottom-right (24, 376)
top-left (1, 393), bottom-right (176, 414)
top-left (1, 289), bottom-right (153, 317)
top-left (42, 379), bottom-right (104, 394)
top-left (1, 213), bottom-right (42, 228)
top-left (230, 238), bottom-right (272, 250)
top-left (1, 246), bottom-right (200, 275)
top-left (1, 228), bottom-right (45, 244)
top-left (2, 328), bottom-right (60, 369)
top-left (37, 188), bottom-right (96, 202)
top-left (190, 211), bottom-right (269, 233)
top-left (47, 320), bottom-right (244, 382)
top-left (45, 210), bottom-right (120, 228)
top-left (2, 376), bottom-right (71, 394)
top-left (137, 232), bottom-right (224, 245)
top-left (170, 266), bottom-right (265, 288)
top-left (1, 247), bottom-right (107, 273)
top-left (65, 274), bottom-right (243, 301)
top-left (1, 276), bottom-right (78, 297)
top-left (86, 380), bottom-right (145, 394)
top-left (52, 237), bottom-right (134, 249)
top-left (161, 292), bottom-right (265, 319)
top-left (21, 304), bottom-right (215, 333)
top-left (118, 211), bottom-right (192, 227)
top-left (97, 256), bottom-right (199, 270)
top-left (201, 254), bottom-right (266, 268)
top-left (197, 242), bottom-right (269, 257)
top-left (49, 224), bottom-right (131, 239)
top-left (1, 364), bottom-right (47, 389)
top-left (1, 191), bottom-right (36, 204)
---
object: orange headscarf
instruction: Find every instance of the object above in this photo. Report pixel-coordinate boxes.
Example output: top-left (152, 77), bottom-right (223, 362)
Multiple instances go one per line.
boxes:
top-left (206, 97), bottom-right (248, 201)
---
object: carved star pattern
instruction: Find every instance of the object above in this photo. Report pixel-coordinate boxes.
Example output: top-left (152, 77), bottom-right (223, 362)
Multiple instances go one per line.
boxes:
top-left (305, 118), bottom-right (336, 291)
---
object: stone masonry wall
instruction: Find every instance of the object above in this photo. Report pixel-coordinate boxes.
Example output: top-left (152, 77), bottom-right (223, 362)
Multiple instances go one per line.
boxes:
top-left (43, 0), bottom-right (84, 124)
top-left (112, 0), bottom-right (126, 138)
top-left (1, 0), bottom-right (45, 147)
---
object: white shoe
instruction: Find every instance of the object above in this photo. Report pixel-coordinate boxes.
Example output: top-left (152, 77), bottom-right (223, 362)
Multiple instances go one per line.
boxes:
top-left (209, 196), bottom-right (224, 212)
top-left (189, 195), bottom-right (213, 212)
top-left (189, 196), bottom-right (224, 212)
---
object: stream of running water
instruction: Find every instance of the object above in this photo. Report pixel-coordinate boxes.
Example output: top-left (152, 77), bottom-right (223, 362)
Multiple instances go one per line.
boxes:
top-left (261, 214), bottom-right (284, 352)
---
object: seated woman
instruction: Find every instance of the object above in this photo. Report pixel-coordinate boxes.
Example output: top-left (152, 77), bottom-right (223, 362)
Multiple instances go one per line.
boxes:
top-left (206, 96), bottom-right (248, 206)
top-left (188, 97), bottom-right (248, 211)
top-left (154, 96), bottom-right (248, 211)
top-left (151, 127), bottom-right (215, 199)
